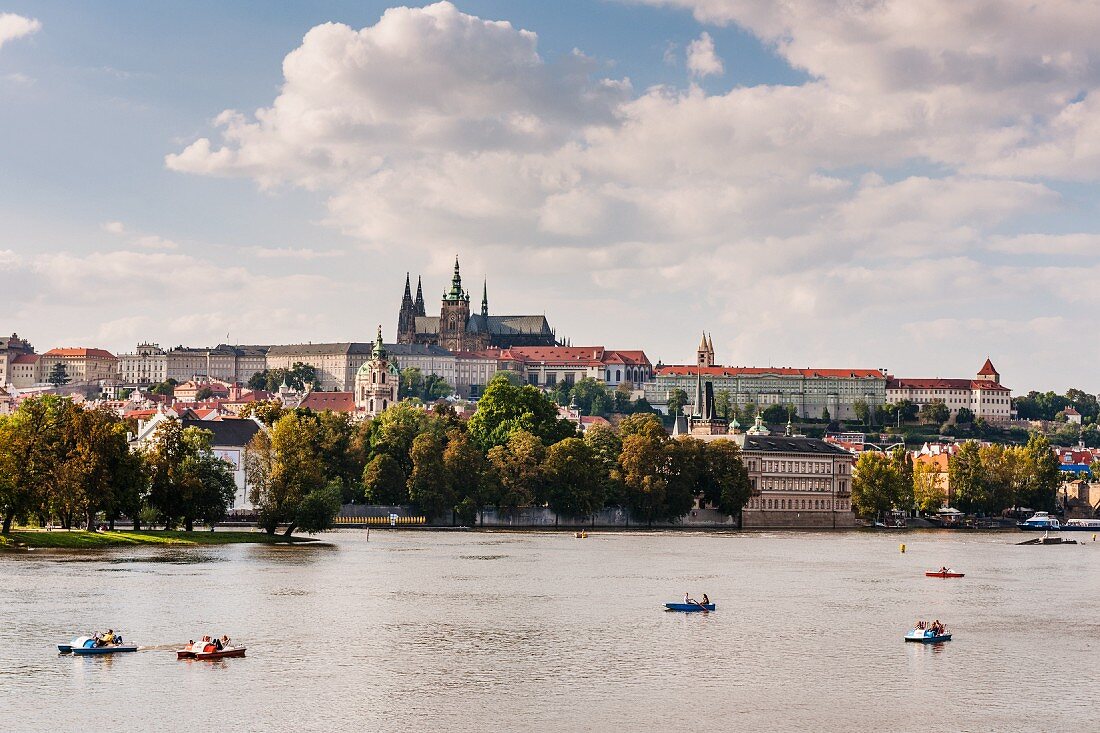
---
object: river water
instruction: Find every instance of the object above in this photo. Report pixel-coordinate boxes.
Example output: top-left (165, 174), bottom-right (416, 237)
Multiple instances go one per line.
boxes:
top-left (1, 530), bottom-right (1097, 732)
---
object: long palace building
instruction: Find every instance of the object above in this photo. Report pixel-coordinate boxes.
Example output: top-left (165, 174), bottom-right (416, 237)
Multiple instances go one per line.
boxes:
top-left (644, 333), bottom-right (886, 421)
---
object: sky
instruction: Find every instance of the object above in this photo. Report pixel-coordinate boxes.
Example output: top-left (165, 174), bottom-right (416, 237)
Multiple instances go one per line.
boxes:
top-left (2, 1), bottom-right (1099, 393)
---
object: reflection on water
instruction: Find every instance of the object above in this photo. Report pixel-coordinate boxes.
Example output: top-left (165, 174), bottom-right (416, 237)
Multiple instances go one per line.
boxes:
top-left (1, 531), bottom-right (1097, 732)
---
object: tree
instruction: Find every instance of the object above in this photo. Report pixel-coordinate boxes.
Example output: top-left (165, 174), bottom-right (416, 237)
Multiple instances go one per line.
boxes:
top-left (407, 432), bottom-right (453, 519)
top-left (851, 451), bottom-right (904, 519)
top-left (293, 480), bottom-right (343, 534)
top-left (714, 390), bottom-right (732, 419)
top-left (890, 446), bottom-right (914, 510)
top-left (919, 400), bottom-right (950, 425)
top-left (667, 388), bottom-right (689, 416)
top-left (664, 438), bottom-right (706, 519)
top-left (912, 459), bottom-right (946, 513)
top-left (399, 367), bottom-right (425, 400)
top-left (949, 441), bottom-right (987, 514)
top-left (151, 380), bottom-right (175, 397)
top-left (194, 386), bottom-right (214, 401)
top-left (702, 439), bottom-right (752, 516)
top-left (443, 428), bottom-right (486, 523)
top-left (543, 438), bottom-right (605, 518)
top-left (762, 404), bottom-right (789, 424)
top-left (853, 399), bottom-right (869, 425)
top-left (570, 378), bottom-right (611, 416)
top-left (619, 431), bottom-right (668, 524)
top-left (821, 406), bottom-right (830, 422)
top-left (368, 402), bottom-right (432, 477)
top-left (145, 419), bottom-right (236, 531)
top-left (583, 423), bottom-right (624, 506)
top-left (423, 373), bottom-right (453, 401)
top-left (0, 396), bottom-right (74, 533)
top-left (618, 413), bottom-right (666, 441)
top-left (978, 443), bottom-right (1020, 513)
top-left (1017, 433), bottom-right (1060, 511)
top-left (955, 407), bottom-right (975, 424)
top-left (58, 407), bottom-right (146, 530)
top-left (485, 430), bottom-right (545, 512)
top-left (245, 412), bottom-right (333, 535)
top-left (47, 362), bottom-right (71, 386)
top-left (362, 453), bottom-right (408, 505)
top-left (467, 374), bottom-right (575, 449)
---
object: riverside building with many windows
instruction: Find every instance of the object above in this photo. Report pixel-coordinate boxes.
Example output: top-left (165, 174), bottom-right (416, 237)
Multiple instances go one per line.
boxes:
top-left (885, 358), bottom-right (1011, 424)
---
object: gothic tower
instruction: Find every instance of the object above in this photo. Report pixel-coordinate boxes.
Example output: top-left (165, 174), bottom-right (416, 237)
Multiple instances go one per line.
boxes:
top-left (414, 276), bottom-right (426, 317)
top-left (439, 256), bottom-right (471, 351)
top-left (397, 273), bottom-right (416, 344)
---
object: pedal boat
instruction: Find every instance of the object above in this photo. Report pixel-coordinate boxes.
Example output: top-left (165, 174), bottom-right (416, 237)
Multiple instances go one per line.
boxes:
top-left (178, 641), bottom-right (245, 659)
top-left (68, 637), bottom-right (137, 655)
top-left (664, 602), bottom-right (716, 612)
top-left (905, 629), bottom-right (952, 643)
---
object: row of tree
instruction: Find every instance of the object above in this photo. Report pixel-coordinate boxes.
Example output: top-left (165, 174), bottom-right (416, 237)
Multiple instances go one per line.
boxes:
top-left (244, 374), bottom-right (754, 528)
top-left (851, 434), bottom-right (1062, 519)
top-left (0, 395), bottom-right (237, 533)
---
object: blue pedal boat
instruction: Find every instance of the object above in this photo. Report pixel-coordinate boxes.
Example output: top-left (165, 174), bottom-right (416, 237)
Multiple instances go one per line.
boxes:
top-left (665, 602), bottom-right (716, 612)
top-left (66, 637), bottom-right (137, 655)
top-left (905, 629), bottom-right (952, 643)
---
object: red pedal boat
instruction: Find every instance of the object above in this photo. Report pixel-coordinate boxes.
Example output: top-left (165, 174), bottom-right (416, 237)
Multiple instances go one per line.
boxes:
top-left (177, 640), bottom-right (246, 659)
top-left (925, 570), bottom-right (965, 578)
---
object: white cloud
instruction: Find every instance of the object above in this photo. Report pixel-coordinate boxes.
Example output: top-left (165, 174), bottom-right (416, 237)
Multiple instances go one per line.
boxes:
top-left (0, 12), bottom-right (40, 51)
top-left (686, 32), bottom-right (723, 78)
top-left (244, 246), bottom-right (343, 259)
top-left (163, 1), bottom-right (1100, 389)
top-left (101, 220), bottom-right (179, 250)
top-left (101, 221), bottom-right (127, 235)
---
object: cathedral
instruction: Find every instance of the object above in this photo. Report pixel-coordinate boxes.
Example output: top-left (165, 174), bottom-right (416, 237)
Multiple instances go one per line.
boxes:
top-left (396, 257), bottom-right (557, 351)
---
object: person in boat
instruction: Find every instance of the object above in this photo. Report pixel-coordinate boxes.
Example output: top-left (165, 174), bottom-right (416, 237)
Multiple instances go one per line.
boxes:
top-left (939, 566), bottom-right (949, 574)
top-left (101, 629), bottom-right (115, 645)
top-left (916, 620), bottom-right (925, 630)
top-left (220, 635), bottom-right (230, 649)
top-left (213, 636), bottom-right (223, 650)
top-left (701, 594), bottom-right (710, 606)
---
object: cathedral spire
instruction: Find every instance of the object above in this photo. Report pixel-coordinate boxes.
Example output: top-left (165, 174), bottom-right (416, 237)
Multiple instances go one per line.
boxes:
top-left (447, 255), bottom-right (464, 301)
top-left (414, 276), bottom-right (425, 316)
top-left (481, 279), bottom-right (488, 318)
top-left (403, 272), bottom-right (412, 300)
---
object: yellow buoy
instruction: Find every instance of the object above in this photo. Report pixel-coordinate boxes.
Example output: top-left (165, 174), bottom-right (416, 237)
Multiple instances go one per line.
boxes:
top-left (900, 543), bottom-right (906, 553)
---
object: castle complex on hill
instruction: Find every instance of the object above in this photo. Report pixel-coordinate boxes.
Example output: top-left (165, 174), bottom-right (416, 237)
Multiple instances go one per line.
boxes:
top-left (396, 257), bottom-right (557, 351)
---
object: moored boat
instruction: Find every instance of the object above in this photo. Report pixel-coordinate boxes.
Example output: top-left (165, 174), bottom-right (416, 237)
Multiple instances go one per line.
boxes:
top-left (1062, 518), bottom-right (1100, 531)
top-left (664, 602), bottom-right (716, 612)
top-left (1017, 512), bottom-right (1061, 531)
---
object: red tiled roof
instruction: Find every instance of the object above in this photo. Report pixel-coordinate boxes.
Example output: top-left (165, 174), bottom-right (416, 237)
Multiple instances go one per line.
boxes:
top-left (11, 354), bottom-right (39, 364)
top-left (977, 358), bottom-right (999, 376)
top-left (299, 392), bottom-right (356, 413)
top-left (43, 348), bottom-right (117, 359)
top-left (508, 346), bottom-right (605, 364)
top-left (658, 366), bottom-right (886, 379)
top-left (887, 378), bottom-right (1010, 392)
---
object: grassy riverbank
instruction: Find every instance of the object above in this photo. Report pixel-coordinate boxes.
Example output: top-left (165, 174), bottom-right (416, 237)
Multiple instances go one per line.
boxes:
top-left (0, 529), bottom-right (318, 549)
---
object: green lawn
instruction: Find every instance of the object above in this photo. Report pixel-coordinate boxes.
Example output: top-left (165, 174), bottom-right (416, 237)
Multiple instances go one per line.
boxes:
top-left (1, 529), bottom-right (317, 549)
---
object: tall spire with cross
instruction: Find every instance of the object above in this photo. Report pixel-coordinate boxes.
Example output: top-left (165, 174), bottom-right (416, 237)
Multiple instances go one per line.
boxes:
top-left (481, 279), bottom-right (489, 318)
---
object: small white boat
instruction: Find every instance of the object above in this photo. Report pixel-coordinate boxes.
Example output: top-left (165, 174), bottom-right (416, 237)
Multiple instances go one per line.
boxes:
top-left (1017, 512), bottom-right (1061, 531)
top-left (1062, 518), bottom-right (1100, 531)
top-left (905, 628), bottom-right (952, 643)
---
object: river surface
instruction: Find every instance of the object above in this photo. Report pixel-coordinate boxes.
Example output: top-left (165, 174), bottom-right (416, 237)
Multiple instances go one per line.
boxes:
top-left (1, 530), bottom-right (1097, 732)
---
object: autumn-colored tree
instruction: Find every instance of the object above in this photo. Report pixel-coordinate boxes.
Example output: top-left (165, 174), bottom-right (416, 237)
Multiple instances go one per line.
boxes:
top-left (543, 437), bottom-right (605, 518)
top-left (485, 430), bottom-right (545, 512)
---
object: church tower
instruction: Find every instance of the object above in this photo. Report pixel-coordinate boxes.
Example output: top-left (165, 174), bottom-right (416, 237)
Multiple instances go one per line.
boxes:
top-left (697, 331), bottom-right (715, 367)
top-left (355, 325), bottom-right (398, 417)
top-left (397, 273), bottom-right (416, 344)
top-left (439, 256), bottom-right (471, 351)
